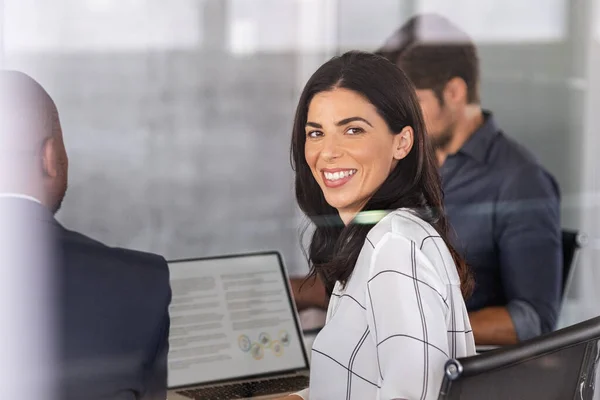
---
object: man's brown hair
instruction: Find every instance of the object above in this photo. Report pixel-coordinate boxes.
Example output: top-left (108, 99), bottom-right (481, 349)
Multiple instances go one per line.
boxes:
top-left (376, 13), bottom-right (480, 104)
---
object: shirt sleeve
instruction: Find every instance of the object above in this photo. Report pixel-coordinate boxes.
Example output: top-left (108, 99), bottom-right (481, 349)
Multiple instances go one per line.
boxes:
top-left (365, 233), bottom-right (450, 400)
top-left (496, 165), bottom-right (562, 340)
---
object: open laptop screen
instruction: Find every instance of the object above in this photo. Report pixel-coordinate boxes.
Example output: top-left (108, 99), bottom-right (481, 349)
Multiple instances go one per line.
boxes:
top-left (167, 252), bottom-right (307, 388)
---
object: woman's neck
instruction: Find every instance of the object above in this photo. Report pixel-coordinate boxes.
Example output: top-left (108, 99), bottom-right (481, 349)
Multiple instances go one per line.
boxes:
top-left (338, 208), bottom-right (390, 226)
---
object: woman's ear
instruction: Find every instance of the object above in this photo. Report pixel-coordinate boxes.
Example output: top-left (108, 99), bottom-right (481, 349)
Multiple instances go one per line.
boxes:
top-left (392, 126), bottom-right (414, 160)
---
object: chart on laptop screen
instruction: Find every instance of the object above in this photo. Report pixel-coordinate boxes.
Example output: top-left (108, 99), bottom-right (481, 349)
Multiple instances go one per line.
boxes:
top-left (167, 253), bottom-right (306, 388)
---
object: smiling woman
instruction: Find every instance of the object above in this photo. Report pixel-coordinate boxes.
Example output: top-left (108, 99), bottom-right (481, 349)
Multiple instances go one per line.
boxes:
top-left (285, 51), bottom-right (476, 400)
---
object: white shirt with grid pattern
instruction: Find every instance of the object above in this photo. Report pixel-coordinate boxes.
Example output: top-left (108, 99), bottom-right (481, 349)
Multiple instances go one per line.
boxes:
top-left (295, 209), bottom-right (476, 400)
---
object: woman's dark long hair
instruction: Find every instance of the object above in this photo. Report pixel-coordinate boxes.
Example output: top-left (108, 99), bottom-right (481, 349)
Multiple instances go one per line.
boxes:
top-left (291, 51), bottom-right (473, 298)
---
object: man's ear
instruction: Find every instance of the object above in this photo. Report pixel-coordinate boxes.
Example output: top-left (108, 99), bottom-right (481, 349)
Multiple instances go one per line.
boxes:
top-left (392, 126), bottom-right (414, 160)
top-left (41, 137), bottom-right (58, 178)
top-left (443, 77), bottom-right (468, 106)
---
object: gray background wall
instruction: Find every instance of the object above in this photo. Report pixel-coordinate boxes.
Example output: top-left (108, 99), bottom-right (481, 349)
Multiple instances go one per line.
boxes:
top-left (12, 51), bottom-right (302, 266)
top-left (4, 0), bottom-right (310, 274)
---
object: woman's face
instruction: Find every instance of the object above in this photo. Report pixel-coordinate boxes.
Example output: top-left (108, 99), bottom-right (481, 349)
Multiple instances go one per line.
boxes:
top-left (304, 87), bottom-right (413, 224)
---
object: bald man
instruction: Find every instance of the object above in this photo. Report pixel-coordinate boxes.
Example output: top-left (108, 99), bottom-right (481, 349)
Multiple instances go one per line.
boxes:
top-left (0, 71), bottom-right (171, 400)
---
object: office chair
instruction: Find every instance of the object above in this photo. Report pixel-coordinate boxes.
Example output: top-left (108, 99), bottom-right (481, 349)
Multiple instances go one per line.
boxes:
top-left (562, 229), bottom-right (586, 297)
top-left (438, 316), bottom-right (600, 400)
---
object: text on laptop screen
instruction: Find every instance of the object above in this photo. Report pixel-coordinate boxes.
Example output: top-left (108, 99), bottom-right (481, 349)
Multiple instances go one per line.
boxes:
top-left (167, 253), bottom-right (306, 388)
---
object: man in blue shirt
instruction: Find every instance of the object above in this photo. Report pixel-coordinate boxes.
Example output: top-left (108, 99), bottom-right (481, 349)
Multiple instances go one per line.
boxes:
top-left (377, 14), bottom-right (562, 345)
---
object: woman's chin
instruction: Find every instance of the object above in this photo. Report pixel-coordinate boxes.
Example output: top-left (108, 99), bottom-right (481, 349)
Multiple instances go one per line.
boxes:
top-left (323, 197), bottom-right (352, 212)
top-left (322, 199), bottom-right (359, 220)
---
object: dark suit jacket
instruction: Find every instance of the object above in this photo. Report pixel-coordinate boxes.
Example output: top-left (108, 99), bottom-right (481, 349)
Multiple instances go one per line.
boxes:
top-left (58, 222), bottom-right (171, 400)
top-left (1, 198), bottom-right (171, 398)
top-left (2, 198), bottom-right (172, 400)
top-left (54, 218), bottom-right (172, 400)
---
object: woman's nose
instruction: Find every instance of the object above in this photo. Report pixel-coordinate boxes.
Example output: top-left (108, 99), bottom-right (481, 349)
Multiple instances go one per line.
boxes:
top-left (320, 135), bottom-right (343, 162)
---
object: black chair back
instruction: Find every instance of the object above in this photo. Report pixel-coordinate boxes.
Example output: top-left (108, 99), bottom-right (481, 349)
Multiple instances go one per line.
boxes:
top-left (438, 316), bottom-right (600, 400)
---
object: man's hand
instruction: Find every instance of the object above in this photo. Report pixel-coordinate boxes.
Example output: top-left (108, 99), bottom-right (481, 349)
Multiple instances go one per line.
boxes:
top-left (290, 275), bottom-right (329, 311)
top-left (469, 306), bottom-right (518, 345)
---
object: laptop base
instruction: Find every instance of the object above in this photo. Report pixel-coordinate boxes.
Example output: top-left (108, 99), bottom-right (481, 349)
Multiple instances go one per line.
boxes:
top-left (167, 372), bottom-right (309, 400)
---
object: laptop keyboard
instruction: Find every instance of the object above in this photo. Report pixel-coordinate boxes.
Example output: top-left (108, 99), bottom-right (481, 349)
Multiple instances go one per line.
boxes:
top-left (176, 375), bottom-right (309, 399)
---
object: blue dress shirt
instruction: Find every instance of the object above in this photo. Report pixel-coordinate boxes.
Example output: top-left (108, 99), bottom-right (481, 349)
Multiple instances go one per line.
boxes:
top-left (442, 111), bottom-right (562, 340)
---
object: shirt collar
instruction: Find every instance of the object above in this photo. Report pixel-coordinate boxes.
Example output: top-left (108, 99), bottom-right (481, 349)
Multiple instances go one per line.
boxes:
top-left (0, 193), bottom-right (43, 204)
top-left (0, 193), bottom-right (57, 225)
top-left (455, 110), bottom-right (499, 164)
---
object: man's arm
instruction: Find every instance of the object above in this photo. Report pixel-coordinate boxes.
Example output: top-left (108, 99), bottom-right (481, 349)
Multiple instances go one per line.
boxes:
top-left (143, 313), bottom-right (170, 399)
top-left (290, 275), bottom-right (329, 312)
top-left (143, 257), bottom-right (172, 400)
top-left (476, 165), bottom-right (562, 345)
top-left (469, 307), bottom-right (517, 345)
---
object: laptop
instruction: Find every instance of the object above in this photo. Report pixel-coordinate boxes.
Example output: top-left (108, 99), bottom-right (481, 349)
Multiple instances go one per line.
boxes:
top-left (167, 251), bottom-right (310, 399)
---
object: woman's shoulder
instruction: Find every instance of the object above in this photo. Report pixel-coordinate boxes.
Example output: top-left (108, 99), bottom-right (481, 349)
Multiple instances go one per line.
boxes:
top-left (361, 209), bottom-right (459, 291)
top-left (365, 208), bottom-right (439, 248)
top-left (364, 209), bottom-right (460, 288)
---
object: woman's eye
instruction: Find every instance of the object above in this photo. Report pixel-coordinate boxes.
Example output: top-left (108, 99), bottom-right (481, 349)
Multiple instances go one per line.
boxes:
top-left (307, 130), bottom-right (323, 138)
top-left (346, 127), bottom-right (364, 135)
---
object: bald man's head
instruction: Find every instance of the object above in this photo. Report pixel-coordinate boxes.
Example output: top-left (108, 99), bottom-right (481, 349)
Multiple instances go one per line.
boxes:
top-left (0, 71), bottom-right (68, 214)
